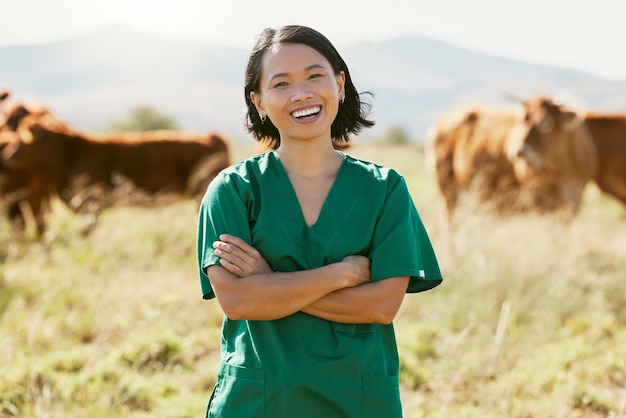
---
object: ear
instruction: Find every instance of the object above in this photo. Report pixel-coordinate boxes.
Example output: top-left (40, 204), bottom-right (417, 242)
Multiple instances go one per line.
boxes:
top-left (250, 91), bottom-right (264, 115)
top-left (336, 71), bottom-right (346, 99)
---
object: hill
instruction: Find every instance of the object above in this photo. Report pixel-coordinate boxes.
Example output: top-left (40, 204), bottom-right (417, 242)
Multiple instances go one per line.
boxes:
top-left (2, 24), bottom-right (626, 141)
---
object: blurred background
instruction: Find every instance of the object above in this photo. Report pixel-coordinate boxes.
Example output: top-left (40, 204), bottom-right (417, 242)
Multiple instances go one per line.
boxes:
top-left (2, 0), bottom-right (626, 141)
top-left (1, 1), bottom-right (625, 418)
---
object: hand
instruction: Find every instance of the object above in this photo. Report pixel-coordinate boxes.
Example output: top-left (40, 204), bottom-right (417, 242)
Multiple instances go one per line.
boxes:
top-left (213, 234), bottom-right (273, 277)
top-left (341, 255), bottom-right (371, 287)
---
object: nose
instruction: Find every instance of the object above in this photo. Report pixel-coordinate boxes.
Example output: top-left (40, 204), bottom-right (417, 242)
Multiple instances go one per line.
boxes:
top-left (290, 82), bottom-right (313, 102)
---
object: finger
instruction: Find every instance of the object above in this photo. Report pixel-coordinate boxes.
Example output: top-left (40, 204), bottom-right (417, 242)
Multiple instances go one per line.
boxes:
top-left (219, 234), bottom-right (254, 253)
top-left (219, 258), bottom-right (244, 276)
top-left (216, 242), bottom-right (260, 268)
top-left (215, 238), bottom-right (271, 275)
top-left (214, 247), bottom-right (247, 268)
top-left (214, 241), bottom-right (246, 258)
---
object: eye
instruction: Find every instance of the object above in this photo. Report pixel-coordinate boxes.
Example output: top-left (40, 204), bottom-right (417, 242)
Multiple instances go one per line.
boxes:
top-left (309, 73), bottom-right (323, 79)
top-left (272, 81), bottom-right (288, 88)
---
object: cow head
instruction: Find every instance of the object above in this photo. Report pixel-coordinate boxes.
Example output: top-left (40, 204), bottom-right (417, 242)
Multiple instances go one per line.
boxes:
top-left (2, 114), bottom-right (60, 171)
top-left (4, 105), bottom-right (33, 132)
top-left (3, 102), bottom-right (59, 132)
top-left (505, 97), bottom-right (586, 173)
top-left (1, 125), bottom-right (32, 170)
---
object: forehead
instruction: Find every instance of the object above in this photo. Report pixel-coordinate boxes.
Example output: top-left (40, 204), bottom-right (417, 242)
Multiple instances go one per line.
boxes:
top-left (260, 43), bottom-right (332, 77)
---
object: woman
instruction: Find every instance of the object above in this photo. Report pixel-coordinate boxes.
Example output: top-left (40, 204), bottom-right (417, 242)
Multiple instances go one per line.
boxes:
top-left (196, 25), bottom-right (443, 418)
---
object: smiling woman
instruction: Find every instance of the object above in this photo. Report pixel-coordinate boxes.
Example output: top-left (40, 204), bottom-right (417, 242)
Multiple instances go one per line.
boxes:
top-left (243, 27), bottom-right (374, 148)
top-left (249, 44), bottom-right (346, 146)
top-left (196, 25), bottom-right (443, 418)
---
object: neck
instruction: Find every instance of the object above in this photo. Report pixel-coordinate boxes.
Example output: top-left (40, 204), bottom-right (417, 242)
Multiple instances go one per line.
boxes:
top-left (275, 137), bottom-right (342, 176)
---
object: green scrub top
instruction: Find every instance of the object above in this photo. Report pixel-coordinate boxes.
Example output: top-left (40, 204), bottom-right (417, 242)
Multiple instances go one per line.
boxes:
top-left (197, 150), bottom-right (442, 418)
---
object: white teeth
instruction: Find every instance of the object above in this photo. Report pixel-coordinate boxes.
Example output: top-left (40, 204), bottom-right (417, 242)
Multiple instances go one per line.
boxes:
top-left (292, 106), bottom-right (321, 118)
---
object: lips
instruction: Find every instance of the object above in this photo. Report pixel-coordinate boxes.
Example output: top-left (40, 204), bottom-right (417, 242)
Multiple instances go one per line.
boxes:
top-left (291, 106), bottom-right (321, 119)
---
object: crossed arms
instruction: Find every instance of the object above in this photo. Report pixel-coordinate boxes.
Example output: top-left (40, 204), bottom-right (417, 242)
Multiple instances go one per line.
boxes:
top-left (206, 234), bottom-right (409, 324)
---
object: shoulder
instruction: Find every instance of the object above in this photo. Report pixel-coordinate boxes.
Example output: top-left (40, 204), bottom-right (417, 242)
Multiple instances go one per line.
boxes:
top-left (343, 153), bottom-right (405, 187)
top-left (221, 151), bottom-right (268, 177)
top-left (203, 152), bottom-right (272, 202)
top-left (212, 151), bottom-right (274, 185)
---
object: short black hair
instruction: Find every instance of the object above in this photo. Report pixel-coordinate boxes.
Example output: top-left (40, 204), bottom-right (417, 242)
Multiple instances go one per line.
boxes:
top-left (244, 25), bottom-right (374, 147)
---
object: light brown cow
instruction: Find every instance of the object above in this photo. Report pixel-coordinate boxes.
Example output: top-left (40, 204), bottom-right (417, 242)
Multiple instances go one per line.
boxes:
top-left (505, 97), bottom-right (598, 211)
top-left (2, 113), bottom-right (231, 234)
top-left (580, 113), bottom-right (626, 206)
top-left (425, 96), bottom-right (598, 218)
top-left (425, 104), bottom-right (517, 216)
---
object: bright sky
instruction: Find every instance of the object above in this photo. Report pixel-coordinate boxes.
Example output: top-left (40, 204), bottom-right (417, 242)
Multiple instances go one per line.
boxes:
top-left (2, 0), bottom-right (626, 80)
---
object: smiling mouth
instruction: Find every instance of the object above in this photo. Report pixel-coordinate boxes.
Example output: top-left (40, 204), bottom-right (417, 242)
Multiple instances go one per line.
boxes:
top-left (291, 106), bottom-right (321, 118)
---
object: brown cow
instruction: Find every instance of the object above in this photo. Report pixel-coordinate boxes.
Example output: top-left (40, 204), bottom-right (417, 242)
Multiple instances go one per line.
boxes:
top-left (0, 94), bottom-right (60, 238)
top-left (2, 113), bottom-right (231, 233)
top-left (425, 96), bottom-right (598, 218)
top-left (0, 131), bottom-right (49, 237)
top-left (579, 113), bottom-right (626, 206)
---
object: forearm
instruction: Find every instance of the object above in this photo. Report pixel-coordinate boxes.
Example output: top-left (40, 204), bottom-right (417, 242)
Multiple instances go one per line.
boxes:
top-left (301, 276), bottom-right (410, 324)
top-left (207, 263), bottom-right (357, 320)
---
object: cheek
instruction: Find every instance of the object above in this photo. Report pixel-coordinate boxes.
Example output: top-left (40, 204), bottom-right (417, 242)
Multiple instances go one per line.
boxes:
top-left (263, 91), bottom-right (288, 109)
top-left (260, 97), bottom-right (282, 119)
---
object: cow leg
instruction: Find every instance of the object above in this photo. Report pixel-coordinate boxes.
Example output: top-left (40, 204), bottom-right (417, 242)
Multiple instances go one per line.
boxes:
top-left (23, 175), bottom-right (49, 239)
top-left (7, 199), bottom-right (26, 234)
top-left (26, 194), bottom-right (46, 238)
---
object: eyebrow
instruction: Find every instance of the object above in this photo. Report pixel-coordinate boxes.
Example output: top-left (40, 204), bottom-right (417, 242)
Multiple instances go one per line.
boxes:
top-left (267, 64), bottom-right (327, 83)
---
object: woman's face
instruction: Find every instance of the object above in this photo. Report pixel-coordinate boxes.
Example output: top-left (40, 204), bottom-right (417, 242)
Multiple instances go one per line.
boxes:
top-left (251, 43), bottom-right (345, 144)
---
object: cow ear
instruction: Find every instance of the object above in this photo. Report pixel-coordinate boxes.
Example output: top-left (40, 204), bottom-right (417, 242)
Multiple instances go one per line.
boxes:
top-left (17, 126), bottom-right (34, 144)
top-left (513, 102), bottom-right (528, 121)
top-left (560, 110), bottom-right (583, 131)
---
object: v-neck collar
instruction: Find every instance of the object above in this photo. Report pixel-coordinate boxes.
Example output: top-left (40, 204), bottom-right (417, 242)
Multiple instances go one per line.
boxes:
top-left (269, 150), bottom-right (348, 229)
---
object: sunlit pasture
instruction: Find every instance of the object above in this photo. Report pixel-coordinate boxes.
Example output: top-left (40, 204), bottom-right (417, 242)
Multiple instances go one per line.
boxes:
top-left (1, 139), bottom-right (625, 418)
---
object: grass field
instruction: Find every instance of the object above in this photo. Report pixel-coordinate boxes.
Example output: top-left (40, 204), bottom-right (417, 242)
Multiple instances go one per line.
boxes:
top-left (1, 140), bottom-right (625, 418)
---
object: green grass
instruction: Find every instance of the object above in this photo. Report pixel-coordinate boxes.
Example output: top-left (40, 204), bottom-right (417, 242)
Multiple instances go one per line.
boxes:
top-left (1, 140), bottom-right (625, 417)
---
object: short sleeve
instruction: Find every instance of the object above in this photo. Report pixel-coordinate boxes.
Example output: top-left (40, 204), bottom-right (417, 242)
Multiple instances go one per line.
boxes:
top-left (368, 175), bottom-right (443, 293)
top-left (196, 172), bottom-right (252, 299)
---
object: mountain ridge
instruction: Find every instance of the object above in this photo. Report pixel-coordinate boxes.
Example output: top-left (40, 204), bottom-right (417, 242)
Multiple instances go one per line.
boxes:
top-left (2, 25), bottom-right (625, 142)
